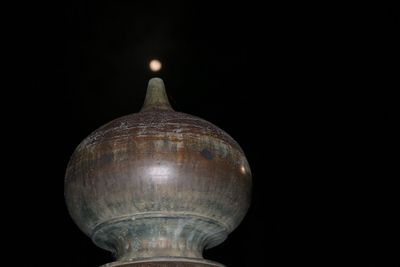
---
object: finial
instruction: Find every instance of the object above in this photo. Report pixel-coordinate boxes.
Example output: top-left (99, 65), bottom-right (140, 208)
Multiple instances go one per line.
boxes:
top-left (141, 78), bottom-right (173, 111)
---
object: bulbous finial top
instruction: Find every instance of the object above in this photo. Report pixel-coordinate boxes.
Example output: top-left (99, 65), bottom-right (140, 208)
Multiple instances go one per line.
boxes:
top-left (65, 77), bottom-right (251, 267)
top-left (141, 77), bottom-right (173, 111)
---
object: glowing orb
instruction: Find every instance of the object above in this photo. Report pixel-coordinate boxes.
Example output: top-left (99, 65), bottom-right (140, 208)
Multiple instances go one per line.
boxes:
top-left (149, 59), bottom-right (162, 72)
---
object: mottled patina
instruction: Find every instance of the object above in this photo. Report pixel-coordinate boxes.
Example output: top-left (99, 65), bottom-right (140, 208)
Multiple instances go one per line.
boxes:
top-left (65, 78), bottom-right (252, 266)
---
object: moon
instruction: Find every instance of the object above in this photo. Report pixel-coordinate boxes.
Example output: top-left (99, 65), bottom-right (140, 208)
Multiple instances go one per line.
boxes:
top-left (149, 59), bottom-right (162, 72)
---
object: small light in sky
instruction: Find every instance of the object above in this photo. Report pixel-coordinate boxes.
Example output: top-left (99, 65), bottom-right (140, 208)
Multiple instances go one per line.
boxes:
top-left (149, 59), bottom-right (162, 72)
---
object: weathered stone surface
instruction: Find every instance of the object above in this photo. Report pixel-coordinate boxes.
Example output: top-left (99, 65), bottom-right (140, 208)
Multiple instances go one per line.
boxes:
top-left (65, 78), bottom-right (252, 266)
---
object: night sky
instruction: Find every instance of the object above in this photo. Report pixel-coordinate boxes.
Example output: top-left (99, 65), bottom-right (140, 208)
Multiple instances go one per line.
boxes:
top-left (14, 1), bottom-right (398, 267)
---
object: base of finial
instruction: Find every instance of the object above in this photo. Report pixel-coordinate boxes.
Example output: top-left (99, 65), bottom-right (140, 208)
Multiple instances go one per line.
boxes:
top-left (100, 257), bottom-right (224, 267)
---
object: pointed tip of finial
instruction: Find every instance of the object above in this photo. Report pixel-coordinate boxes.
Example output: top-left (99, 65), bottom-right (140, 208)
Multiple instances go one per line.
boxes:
top-left (141, 77), bottom-right (173, 112)
top-left (148, 77), bottom-right (164, 88)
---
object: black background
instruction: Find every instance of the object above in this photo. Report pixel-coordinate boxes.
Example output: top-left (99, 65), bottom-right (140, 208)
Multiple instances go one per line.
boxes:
top-left (9, 1), bottom-right (398, 267)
